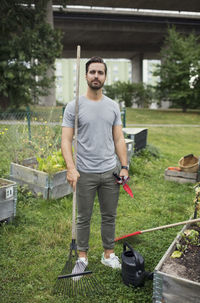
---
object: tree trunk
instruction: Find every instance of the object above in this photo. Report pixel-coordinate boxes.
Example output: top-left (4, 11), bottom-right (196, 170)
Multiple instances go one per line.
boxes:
top-left (0, 95), bottom-right (10, 111)
top-left (36, 0), bottom-right (56, 107)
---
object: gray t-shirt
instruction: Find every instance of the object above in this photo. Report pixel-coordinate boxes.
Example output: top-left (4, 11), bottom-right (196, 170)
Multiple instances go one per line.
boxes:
top-left (62, 95), bottom-right (122, 173)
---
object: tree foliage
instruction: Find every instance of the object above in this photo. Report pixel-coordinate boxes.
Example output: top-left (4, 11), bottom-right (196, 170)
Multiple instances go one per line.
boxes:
top-left (154, 27), bottom-right (200, 112)
top-left (104, 81), bottom-right (154, 107)
top-left (0, 0), bottom-right (64, 110)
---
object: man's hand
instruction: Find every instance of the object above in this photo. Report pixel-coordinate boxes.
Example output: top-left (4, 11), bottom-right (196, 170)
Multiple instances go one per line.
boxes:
top-left (67, 168), bottom-right (80, 191)
top-left (119, 168), bottom-right (129, 178)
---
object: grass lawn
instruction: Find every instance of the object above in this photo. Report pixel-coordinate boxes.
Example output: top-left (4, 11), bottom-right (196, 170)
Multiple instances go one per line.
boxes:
top-left (0, 107), bottom-right (200, 303)
top-left (126, 108), bottom-right (200, 125)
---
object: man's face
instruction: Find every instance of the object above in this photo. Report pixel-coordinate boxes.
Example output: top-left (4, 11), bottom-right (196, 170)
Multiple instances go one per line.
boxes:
top-left (86, 63), bottom-right (106, 90)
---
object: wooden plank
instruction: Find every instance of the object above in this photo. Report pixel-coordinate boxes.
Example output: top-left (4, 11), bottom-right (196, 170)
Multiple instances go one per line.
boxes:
top-left (0, 178), bottom-right (17, 221)
top-left (162, 273), bottom-right (200, 303)
top-left (49, 182), bottom-right (72, 199)
top-left (50, 170), bottom-right (67, 187)
top-left (165, 175), bottom-right (197, 184)
top-left (10, 162), bottom-right (48, 187)
top-left (0, 200), bottom-right (15, 221)
top-left (165, 169), bottom-right (197, 179)
top-left (9, 177), bottom-right (48, 199)
top-left (165, 168), bottom-right (197, 184)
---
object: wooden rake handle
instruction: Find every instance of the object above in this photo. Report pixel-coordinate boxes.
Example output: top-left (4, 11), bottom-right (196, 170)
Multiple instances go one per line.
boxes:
top-left (72, 45), bottom-right (81, 240)
top-left (115, 218), bottom-right (200, 241)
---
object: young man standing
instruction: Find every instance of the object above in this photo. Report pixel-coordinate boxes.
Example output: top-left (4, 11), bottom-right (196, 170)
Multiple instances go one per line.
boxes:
top-left (61, 57), bottom-right (128, 272)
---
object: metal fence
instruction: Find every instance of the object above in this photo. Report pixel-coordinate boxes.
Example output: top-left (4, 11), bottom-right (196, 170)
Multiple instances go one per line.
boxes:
top-left (0, 106), bottom-right (126, 141)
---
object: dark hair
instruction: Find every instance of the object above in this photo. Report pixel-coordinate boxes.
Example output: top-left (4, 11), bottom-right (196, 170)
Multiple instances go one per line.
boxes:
top-left (85, 56), bottom-right (107, 75)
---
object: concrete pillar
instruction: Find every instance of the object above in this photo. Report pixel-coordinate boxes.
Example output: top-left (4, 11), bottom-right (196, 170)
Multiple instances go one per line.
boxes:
top-left (131, 53), bottom-right (143, 83)
top-left (39, 0), bottom-right (56, 106)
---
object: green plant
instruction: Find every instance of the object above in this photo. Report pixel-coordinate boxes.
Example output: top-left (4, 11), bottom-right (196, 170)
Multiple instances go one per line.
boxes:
top-left (0, 111), bottom-right (63, 176)
top-left (171, 229), bottom-right (200, 258)
top-left (0, 0), bottom-right (64, 110)
top-left (154, 27), bottom-right (200, 112)
top-left (103, 81), bottom-right (154, 107)
top-left (129, 144), bottom-right (161, 176)
top-left (37, 149), bottom-right (66, 174)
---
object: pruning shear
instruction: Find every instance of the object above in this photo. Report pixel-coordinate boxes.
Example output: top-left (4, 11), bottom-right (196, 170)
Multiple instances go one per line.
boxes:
top-left (113, 173), bottom-right (134, 198)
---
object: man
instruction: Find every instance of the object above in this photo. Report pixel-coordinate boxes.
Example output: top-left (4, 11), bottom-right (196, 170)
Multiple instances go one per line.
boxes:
top-left (61, 56), bottom-right (128, 272)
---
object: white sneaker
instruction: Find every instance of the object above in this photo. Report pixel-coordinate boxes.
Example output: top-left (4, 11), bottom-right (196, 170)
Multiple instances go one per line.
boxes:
top-left (101, 253), bottom-right (121, 269)
top-left (71, 257), bottom-right (88, 281)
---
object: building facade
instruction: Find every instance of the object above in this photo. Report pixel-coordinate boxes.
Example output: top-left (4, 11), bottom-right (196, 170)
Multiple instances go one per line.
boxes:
top-left (55, 58), bottom-right (132, 104)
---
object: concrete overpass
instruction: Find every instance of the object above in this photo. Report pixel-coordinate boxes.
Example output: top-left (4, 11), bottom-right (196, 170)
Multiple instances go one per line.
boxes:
top-left (53, 6), bottom-right (200, 82)
top-left (56, 1), bottom-right (200, 13)
top-left (43, 1), bottom-right (200, 105)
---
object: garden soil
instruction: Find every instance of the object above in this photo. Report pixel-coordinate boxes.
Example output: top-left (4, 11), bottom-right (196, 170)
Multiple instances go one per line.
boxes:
top-left (161, 224), bottom-right (200, 283)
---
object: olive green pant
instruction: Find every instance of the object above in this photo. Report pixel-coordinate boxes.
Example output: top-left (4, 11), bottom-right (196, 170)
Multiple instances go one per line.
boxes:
top-left (76, 167), bottom-right (120, 251)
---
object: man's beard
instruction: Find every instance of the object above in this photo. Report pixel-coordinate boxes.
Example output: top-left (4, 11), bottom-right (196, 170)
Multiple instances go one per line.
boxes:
top-left (87, 79), bottom-right (104, 90)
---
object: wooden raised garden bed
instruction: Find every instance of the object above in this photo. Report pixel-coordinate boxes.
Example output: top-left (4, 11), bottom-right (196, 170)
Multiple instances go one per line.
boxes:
top-left (153, 220), bottom-right (200, 303)
top-left (165, 169), bottom-right (199, 184)
top-left (10, 158), bottom-right (72, 200)
top-left (0, 178), bottom-right (17, 222)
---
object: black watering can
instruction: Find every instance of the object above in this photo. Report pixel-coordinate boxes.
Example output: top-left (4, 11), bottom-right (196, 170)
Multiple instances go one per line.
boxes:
top-left (121, 242), bottom-right (153, 287)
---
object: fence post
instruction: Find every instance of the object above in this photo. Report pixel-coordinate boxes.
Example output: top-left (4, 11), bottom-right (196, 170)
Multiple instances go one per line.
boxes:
top-left (26, 106), bottom-right (31, 141)
top-left (121, 108), bottom-right (126, 128)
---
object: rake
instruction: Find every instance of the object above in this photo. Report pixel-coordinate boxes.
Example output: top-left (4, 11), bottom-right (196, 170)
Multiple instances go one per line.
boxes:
top-left (53, 45), bottom-right (103, 297)
top-left (115, 218), bottom-right (200, 242)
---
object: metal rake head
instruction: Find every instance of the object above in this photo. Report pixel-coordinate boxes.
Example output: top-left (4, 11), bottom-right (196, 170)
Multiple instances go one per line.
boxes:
top-left (53, 255), bottom-right (103, 297)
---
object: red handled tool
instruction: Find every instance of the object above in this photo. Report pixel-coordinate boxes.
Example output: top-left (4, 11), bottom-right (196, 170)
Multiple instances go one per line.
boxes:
top-left (115, 218), bottom-right (200, 242)
top-left (113, 173), bottom-right (134, 198)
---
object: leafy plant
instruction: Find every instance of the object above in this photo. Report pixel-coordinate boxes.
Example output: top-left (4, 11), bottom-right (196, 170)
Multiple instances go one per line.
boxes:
top-left (129, 144), bottom-right (161, 176)
top-left (171, 229), bottom-right (200, 258)
top-left (37, 149), bottom-right (66, 174)
top-left (103, 81), bottom-right (154, 107)
top-left (0, 0), bottom-right (65, 110)
top-left (154, 27), bottom-right (200, 112)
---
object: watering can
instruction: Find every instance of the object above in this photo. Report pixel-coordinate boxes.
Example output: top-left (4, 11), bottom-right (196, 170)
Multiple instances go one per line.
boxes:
top-left (121, 242), bottom-right (149, 287)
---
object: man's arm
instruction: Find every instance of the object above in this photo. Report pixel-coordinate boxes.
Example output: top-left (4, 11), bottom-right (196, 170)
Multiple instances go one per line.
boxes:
top-left (61, 127), bottom-right (80, 191)
top-left (113, 125), bottom-right (128, 177)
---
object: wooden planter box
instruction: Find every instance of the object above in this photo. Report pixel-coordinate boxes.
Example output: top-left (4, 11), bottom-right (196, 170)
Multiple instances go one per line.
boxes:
top-left (165, 169), bottom-right (199, 184)
top-left (10, 158), bottom-right (72, 200)
top-left (153, 221), bottom-right (200, 303)
top-left (0, 178), bottom-right (17, 222)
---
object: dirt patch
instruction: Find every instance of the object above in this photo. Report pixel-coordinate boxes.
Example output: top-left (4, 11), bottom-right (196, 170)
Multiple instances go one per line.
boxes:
top-left (161, 224), bottom-right (200, 283)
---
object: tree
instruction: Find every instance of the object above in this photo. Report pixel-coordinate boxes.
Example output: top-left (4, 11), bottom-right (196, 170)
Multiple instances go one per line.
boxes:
top-left (103, 81), bottom-right (154, 108)
top-left (104, 81), bottom-right (134, 107)
top-left (154, 27), bottom-right (200, 112)
top-left (0, 0), bottom-right (65, 110)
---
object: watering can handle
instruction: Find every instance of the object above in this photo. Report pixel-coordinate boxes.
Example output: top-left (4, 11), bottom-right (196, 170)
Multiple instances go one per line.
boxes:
top-left (123, 242), bottom-right (140, 264)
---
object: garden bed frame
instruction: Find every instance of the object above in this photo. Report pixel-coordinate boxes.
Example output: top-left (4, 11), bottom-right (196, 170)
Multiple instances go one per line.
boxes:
top-left (10, 158), bottom-right (72, 200)
top-left (0, 178), bottom-right (17, 222)
top-left (153, 220), bottom-right (200, 303)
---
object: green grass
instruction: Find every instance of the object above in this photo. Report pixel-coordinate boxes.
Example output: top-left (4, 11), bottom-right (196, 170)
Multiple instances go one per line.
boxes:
top-left (126, 108), bottom-right (200, 125)
top-left (0, 108), bottom-right (200, 303)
